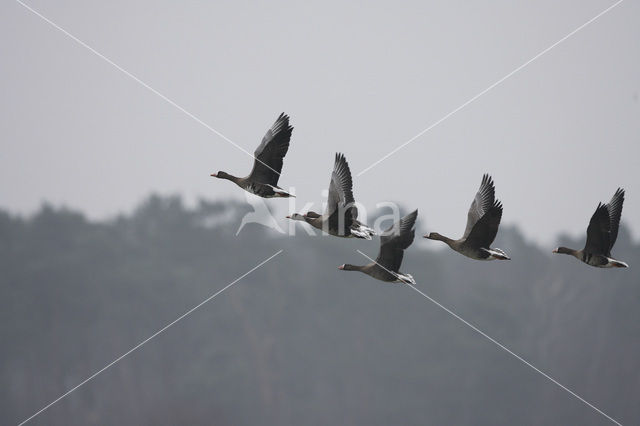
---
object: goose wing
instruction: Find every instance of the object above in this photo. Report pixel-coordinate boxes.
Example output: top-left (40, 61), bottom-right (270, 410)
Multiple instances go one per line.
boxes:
top-left (463, 174), bottom-right (496, 238)
top-left (376, 210), bottom-right (418, 272)
top-left (464, 200), bottom-right (503, 248)
top-left (584, 203), bottom-right (611, 254)
top-left (248, 113), bottom-right (293, 186)
top-left (326, 153), bottom-right (357, 219)
top-left (606, 188), bottom-right (625, 252)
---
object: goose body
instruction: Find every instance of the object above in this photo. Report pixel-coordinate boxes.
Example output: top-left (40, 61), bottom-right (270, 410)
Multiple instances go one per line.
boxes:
top-left (553, 188), bottom-right (628, 268)
top-left (425, 174), bottom-right (510, 261)
top-left (287, 153), bottom-right (375, 240)
top-left (339, 210), bottom-right (418, 284)
top-left (211, 113), bottom-right (294, 198)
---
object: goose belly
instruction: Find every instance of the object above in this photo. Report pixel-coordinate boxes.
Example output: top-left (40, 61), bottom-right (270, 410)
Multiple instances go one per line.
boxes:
top-left (457, 246), bottom-right (492, 261)
top-left (245, 183), bottom-right (266, 196)
top-left (245, 183), bottom-right (279, 198)
top-left (581, 253), bottom-right (609, 268)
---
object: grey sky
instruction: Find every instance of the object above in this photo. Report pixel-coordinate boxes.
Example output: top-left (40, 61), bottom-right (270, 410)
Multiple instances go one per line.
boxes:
top-left (1, 0), bottom-right (638, 244)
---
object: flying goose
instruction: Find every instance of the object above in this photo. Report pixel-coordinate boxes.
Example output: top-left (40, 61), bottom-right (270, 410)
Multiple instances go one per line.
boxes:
top-left (424, 174), bottom-right (510, 260)
top-left (211, 113), bottom-right (294, 198)
top-left (286, 153), bottom-right (375, 239)
top-left (553, 188), bottom-right (628, 268)
top-left (338, 210), bottom-right (418, 284)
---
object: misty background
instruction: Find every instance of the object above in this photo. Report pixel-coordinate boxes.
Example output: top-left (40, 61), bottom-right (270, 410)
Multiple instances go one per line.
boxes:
top-left (2, 1), bottom-right (640, 425)
top-left (1, 197), bottom-right (639, 425)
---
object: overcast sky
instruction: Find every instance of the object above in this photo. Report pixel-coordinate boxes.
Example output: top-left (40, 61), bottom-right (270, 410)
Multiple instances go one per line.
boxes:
top-left (1, 0), bottom-right (638, 244)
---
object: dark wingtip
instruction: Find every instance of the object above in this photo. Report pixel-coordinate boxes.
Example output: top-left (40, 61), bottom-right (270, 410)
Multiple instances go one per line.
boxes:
top-left (335, 152), bottom-right (348, 165)
top-left (404, 209), bottom-right (419, 231)
top-left (276, 112), bottom-right (293, 132)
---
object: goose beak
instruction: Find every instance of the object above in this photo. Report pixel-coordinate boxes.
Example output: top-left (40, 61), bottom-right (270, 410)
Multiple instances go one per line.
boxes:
top-left (552, 248), bottom-right (559, 254)
top-left (285, 215), bottom-right (291, 219)
top-left (337, 265), bottom-right (345, 270)
top-left (210, 173), bottom-right (217, 177)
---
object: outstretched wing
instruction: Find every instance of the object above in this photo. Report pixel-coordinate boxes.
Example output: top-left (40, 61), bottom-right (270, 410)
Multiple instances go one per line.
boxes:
top-left (463, 174), bottom-right (496, 238)
top-left (326, 153), bottom-right (356, 218)
top-left (248, 113), bottom-right (293, 186)
top-left (464, 200), bottom-right (503, 248)
top-left (376, 210), bottom-right (418, 272)
top-left (606, 188), bottom-right (624, 251)
top-left (584, 203), bottom-right (611, 255)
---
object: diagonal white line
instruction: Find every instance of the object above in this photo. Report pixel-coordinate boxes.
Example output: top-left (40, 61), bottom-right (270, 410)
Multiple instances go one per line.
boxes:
top-left (15, 0), bottom-right (282, 177)
top-left (357, 0), bottom-right (624, 176)
top-left (355, 249), bottom-right (622, 425)
top-left (17, 249), bottom-right (284, 426)
top-left (405, 284), bottom-right (622, 425)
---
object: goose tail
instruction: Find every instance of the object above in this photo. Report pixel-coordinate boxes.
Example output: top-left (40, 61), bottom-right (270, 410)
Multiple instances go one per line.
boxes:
top-left (488, 248), bottom-right (511, 261)
top-left (397, 273), bottom-right (416, 285)
top-left (274, 188), bottom-right (295, 198)
top-left (609, 259), bottom-right (629, 268)
top-left (350, 223), bottom-right (376, 240)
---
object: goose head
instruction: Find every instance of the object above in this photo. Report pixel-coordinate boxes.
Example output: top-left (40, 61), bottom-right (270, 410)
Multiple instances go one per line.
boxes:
top-left (424, 232), bottom-right (448, 241)
top-left (285, 213), bottom-right (306, 221)
top-left (338, 264), bottom-right (359, 271)
top-left (552, 247), bottom-right (573, 255)
top-left (210, 171), bottom-right (231, 180)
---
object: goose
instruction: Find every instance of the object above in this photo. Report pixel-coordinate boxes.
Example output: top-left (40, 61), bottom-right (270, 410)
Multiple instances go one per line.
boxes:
top-left (553, 188), bottom-right (628, 268)
top-left (338, 210), bottom-right (418, 284)
top-left (286, 153), bottom-right (375, 239)
top-left (424, 174), bottom-right (510, 260)
top-left (211, 113), bottom-right (294, 198)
